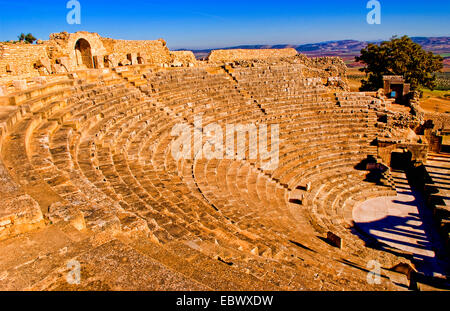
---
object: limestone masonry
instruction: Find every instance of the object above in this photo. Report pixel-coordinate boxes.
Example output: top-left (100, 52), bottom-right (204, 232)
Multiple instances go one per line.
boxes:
top-left (207, 48), bottom-right (299, 63)
top-left (0, 31), bottom-right (171, 78)
top-left (0, 32), bottom-right (448, 291)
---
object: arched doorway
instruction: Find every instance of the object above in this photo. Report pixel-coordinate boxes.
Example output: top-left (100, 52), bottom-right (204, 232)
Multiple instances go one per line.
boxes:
top-left (74, 39), bottom-right (93, 69)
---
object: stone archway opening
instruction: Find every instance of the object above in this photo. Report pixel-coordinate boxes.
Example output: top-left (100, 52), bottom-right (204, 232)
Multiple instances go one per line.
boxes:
top-left (74, 38), bottom-right (93, 69)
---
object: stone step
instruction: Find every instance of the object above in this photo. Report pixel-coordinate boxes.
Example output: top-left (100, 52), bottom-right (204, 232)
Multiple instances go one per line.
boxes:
top-left (120, 235), bottom-right (278, 290)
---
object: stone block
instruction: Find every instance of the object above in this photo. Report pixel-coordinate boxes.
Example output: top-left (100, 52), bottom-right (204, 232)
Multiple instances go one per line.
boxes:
top-left (13, 80), bottom-right (27, 91)
top-left (6, 63), bottom-right (16, 74)
top-left (36, 57), bottom-right (52, 74)
top-left (326, 231), bottom-right (342, 249)
top-left (56, 57), bottom-right (71, 71)
top-left (52, 64), bottom-right (67, 74)
top-left (306, 182), bottom-right (311, 192)
top-left (92, 55), bottom-right (104, 69)
top-left (0, 85), bottom-right (7, 96)
top-left (33, 76), bottom-right (47, 85)
top-left (46, 202), bottom-right (86, 231)
top-left (207, 48), bottom-right (298, 63)
top-left (127, 53), bottom-right (138, 65)
top-left (137, 52), bottom-right (147, 64)
top-left (0, 195), bottom-right (45, 241)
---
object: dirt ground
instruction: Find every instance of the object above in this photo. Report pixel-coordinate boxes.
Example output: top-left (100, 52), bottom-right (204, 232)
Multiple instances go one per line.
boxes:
top-left (420, 89), bottom-right (450, 113)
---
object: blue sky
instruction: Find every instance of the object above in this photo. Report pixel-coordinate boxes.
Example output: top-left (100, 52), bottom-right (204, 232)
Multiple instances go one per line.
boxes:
top-left (0, 0), bottom-right (449, 49)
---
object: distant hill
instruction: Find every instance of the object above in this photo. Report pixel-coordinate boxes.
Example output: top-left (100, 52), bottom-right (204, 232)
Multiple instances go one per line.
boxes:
top-left (182, 37), bottom-right (450, 67)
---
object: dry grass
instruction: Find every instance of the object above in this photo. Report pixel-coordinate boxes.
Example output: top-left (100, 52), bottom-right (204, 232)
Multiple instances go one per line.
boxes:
top-left (346, 68), bottom-right (365, 92)
top-left (420, 88), bottom-right (450, 113)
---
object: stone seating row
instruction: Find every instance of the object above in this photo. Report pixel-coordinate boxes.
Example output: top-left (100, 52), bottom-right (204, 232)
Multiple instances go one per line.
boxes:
top-left (0, 65), bottom-right (403, 290)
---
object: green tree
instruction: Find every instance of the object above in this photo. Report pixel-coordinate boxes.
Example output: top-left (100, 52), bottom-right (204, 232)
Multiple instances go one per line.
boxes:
top-left (356, 36), bottom-right (444, 91)
top-left (17, 33), bottom-right (37, 44)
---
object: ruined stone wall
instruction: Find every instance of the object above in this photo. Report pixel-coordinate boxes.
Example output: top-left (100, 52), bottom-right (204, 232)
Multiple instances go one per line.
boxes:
top-left (207, 48), bottom-right (298, 63)
top-left (225, 53), bottom-right (349, 91)
top-left (170, 51), bottom-right (196, 66)
top-left (101, 38), bottom-right (172, 66)
top-left (0, 43), bottom-right (50, 77)
top-left (422, 111), bottom-right (450, 130)
top-left (377, 141), bottom-right (398, 166)
top-left (0, 31), bottom-right (174, 77)
top-left (48, 31), bottom-right (107, 70)
top-left (297, 55), bottom-right (348, 79)
top-left (299, 55), bottom-right (349, 90)
top-left (377, 142), bottom-right (427, 166)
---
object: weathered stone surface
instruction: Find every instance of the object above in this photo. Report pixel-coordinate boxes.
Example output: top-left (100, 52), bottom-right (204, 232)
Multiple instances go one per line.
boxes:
top-left (208, 48), bottom-right (298, 63)
top-left (0, 195), bottom-right (44, 241)
top-left (101, 36), bottom-right (171, 66)
top-left (0, 32), bottom-right (446, 291)
top-left (0, 43), bottom-right (49, 77)
top-left (0, 32), bottom-right (175, 82)
top-left (35, 57), bottom-right (52, 74)
top-left (30, 239), bottom-right (210, 291)
top-left (13, 80), bottom-right (27, 91)
top-left (326, 232), bottom-right (342, 249)
top-left (170, 50), bottom-right (197, 66)
top-left (46, 202), bottom-right (85, 231)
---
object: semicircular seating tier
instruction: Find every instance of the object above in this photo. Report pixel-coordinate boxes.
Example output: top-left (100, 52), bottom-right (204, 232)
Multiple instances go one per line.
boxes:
top-left (0, 64), bottom-right (406, 290)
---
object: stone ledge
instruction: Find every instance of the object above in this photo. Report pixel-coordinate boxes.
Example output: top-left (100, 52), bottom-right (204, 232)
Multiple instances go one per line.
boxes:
top-left (0, 194), bottom-right (45, 241)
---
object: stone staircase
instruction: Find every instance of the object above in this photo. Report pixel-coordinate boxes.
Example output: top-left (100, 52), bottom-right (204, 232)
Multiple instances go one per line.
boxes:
top-left (0, 64), bottom-right (419, 290)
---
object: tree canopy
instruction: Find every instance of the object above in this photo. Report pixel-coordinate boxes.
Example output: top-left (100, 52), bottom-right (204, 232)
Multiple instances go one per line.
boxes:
top-left (356, 36), bottom-right (444, 91)
top-left (18, 33), bottom-right (37, 44)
